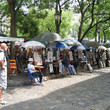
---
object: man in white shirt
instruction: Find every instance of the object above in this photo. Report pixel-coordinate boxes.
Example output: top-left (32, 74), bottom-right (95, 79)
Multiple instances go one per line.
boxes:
top-left (27, 58), bottom-right (43, 84)
top-left (0, 43), bottom-right (8, 105)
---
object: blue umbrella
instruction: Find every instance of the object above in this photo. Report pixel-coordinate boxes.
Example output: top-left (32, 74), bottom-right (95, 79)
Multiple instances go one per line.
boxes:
top-left (70, 45), bottom-right (86, 50)
top-left (51, 42), bottom-right (69, 49)
top-left (70, 46), bottom-right (77, 50)
top-left (70, 44), bottom-right (90, 50)
top-left (82, 44), bottom-right (90, 50)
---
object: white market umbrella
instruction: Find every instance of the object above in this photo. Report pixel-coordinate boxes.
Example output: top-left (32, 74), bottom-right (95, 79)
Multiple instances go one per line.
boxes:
top-left (70, 45), bottom-right (85, 50)
top-left (63, 39), bottom-right (82, 46)
top-left (77, 45), bottom-right (86, 50)
top-left (15, 41), bottom-right (22, 46)
top-left (107, 48), bottom-right (110, 51)
top-left (21, 41), bottom-right (45, 49)
top-left (7, 41), bottom-right (22, 46)
top-left (98, 46), bottom-right (107, 50)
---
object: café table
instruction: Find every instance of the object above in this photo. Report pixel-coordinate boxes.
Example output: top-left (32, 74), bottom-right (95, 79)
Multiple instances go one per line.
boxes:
top-left (35, 65), bottom-right (44, 71)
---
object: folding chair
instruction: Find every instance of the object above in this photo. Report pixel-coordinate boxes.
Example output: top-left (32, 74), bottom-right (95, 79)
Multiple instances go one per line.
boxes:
top-left (27, 69), bottom-right (40, 85)
top-left (9, 59), bottom-right (17, 74)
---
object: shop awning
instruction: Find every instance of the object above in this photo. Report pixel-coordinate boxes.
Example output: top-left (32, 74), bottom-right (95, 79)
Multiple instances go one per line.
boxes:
top-left (0, 36), bottom-right (24, 42)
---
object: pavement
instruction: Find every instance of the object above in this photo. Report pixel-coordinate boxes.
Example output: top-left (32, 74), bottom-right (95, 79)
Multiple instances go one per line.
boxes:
top-left (7, 73), bottom-right (27, 87)
top-left (0, 67), bottom-right (110, 110)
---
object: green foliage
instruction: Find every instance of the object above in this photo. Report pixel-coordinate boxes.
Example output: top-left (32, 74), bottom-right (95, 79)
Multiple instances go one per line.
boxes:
top-left (60, 11), bottom-right (73, 38)
top-left (36, 10), bottom-right (74, 38)
top-left (0, 0), bottom-right (74, 38)
top-left (1, 0), bottom-right (110, 42)
top-left (17, 9), bottom-right (74, 38)
top-left (17, 9), bottom-right (40, 38)
top-left (73, 0), bottom-right (110, 42)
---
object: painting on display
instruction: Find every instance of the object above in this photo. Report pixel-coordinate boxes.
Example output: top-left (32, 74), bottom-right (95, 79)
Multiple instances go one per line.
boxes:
top-left (69, 51), bottom-right (73, 61)
top-left (78, 50), bottom-right (83, 58)
top-left (33, 51), bottom-right (42, 65)
top-left (47, 51), bottom-right (53, 62)
top-left (57, 50), bottom-right (60, 60)
top-left (49, 64), bottom-right (53, 73)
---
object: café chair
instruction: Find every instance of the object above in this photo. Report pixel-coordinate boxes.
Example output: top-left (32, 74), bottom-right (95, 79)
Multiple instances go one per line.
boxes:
top-left (9, 59), bottom-right (17, 74)
top-left (27, 69), bottom-right (40, 85)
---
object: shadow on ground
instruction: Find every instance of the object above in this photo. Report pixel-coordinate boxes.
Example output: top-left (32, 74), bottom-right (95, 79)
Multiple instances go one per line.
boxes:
top-left (1, 69), bottom-right (110, 110)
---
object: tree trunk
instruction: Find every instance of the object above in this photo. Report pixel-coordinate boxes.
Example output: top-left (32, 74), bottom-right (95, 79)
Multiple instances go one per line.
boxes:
top-left (95, 24), bottom-right (98, 41)
top-left (10, 8), bottom-right (16, 59)
top-left (78, 14), bottom-right (84, 42)
top-left (98, 32), bottom-right (100, 43)
top-left (7, 0), bottom-right (17, 59)
top-left (10, 9), bottom-right (17, 37)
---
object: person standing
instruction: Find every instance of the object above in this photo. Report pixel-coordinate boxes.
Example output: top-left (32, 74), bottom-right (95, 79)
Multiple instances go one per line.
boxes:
top-left (0, 43), bottom-right (8, 105)
top-left (101, 50), bottom-right (107, 68)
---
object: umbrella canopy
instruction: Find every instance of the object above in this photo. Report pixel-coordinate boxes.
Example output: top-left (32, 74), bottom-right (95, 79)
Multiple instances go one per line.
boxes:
top-left (107, 48), bottom-right (110, 51)
top-left (0, 33), bottom-right (8, 37)
top-left (81, 40), bottom-right (88, 44)
top-left (7, 41), bottom-right (22, 46)
top-left (15, 41), bottom-right (22, 46)
top-left (63, 39), bottom-right (82, 46)
top-left (56, 42), bottom-right (69, 49)
top-left (70, 46), bottom-right (77, 50)
top-left (32, 32), bottom-right (62, 42)
top-left (85, 41), bottom-right (100, 49)
top-left (0, 36), bottom-right (24, 42)
top-left (0, 33), bottom-right (24, 42)
top-left (21, 41), bottom-right (45, 49)
top-left (70, 45), bottom-right (86, 50)
top-left (51, 42), bottom-right (69, 49)
top-left (82, 44), bottom-right (90, 50)
top-left (98, 46), bottom-right (107, 50)
top-left (77, 45), bottom-right (86, 50)
top-left (103, 43), bottom-right (110, 48)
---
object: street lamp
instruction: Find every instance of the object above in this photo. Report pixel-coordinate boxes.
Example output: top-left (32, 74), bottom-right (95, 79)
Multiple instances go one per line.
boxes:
top-left (54, 11), bottom-right (61, 20)
top-left (54, 11), bottom-right (61, 34)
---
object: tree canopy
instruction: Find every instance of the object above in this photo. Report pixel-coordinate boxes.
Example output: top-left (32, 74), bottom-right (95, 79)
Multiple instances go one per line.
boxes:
top-left (0, 0), bottom-right (110, 43)
top-left (73, 0), bottom-right (110, 42)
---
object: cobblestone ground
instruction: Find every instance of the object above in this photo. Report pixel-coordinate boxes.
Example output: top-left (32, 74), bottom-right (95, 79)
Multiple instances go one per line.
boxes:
top-left (0, 67), bottom-right (110, 110)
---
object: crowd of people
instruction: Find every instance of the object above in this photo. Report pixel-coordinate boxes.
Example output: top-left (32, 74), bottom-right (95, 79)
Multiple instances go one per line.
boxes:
top-left (15, 46), bottom-right (110, 76)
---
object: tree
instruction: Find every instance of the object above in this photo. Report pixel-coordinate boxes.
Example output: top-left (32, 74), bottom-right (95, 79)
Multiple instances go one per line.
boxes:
top-left (17, 9), bottom-right (73, 38)
top-left (73, 0), bottom-right (110, 42)
top-left (37, 10), bottom-right (73, 38)
top-left (17, 8), bottom-right (48, 38)
top-left (6, 0), bottom-right (32, 59)
top-left (102, 24), bottom-right (110, 43)
top-left (33, 0), bottom-right (73, 34)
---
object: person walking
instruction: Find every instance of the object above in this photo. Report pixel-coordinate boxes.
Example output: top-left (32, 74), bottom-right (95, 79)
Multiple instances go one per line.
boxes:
top-left (0, 43), bottom-right (8, 105)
